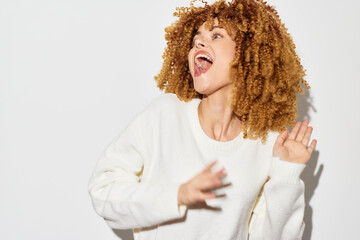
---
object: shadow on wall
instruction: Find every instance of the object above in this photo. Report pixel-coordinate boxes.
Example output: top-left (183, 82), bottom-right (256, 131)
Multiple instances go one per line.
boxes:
top-left (301, 151), bottom-right (322, 240)
top-left (297, 89), bottom-right (324, 240)
top-left (113, 229), bottom-right (134, 240)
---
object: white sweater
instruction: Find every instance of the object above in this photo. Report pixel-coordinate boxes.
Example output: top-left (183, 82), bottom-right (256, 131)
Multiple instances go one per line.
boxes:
top-left (88, 93), bottom-right (306, 240)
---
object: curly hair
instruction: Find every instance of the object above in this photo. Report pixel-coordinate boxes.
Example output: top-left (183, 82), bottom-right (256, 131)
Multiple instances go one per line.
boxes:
top-left (154, 0), bottom-right (310, 143)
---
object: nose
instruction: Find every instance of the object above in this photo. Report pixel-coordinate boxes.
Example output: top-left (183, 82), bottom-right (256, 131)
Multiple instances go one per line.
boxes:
top-left (194, 38), bottom-right (206, 48)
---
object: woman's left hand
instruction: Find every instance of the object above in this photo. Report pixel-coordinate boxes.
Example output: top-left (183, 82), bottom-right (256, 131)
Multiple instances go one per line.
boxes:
top-left (273, 120), bottom-right (317, 164)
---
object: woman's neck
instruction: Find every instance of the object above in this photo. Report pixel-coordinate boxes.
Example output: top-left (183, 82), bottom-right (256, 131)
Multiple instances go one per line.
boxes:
top-left (198, 90), bottom-right (242, 142)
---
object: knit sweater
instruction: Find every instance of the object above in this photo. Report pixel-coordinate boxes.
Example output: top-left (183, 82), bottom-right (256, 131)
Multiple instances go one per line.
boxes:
top-left (88, 93), bottom-right (306, 240)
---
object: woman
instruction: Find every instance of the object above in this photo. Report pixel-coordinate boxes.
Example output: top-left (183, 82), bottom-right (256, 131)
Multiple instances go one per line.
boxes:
top-left (88, 0), bottom-right (317, 239)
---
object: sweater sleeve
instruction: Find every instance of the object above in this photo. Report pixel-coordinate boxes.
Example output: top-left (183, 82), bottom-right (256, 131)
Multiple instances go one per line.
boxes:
top-left (88, 110), bottom-right (187, 230)
top-left (248, 156), bottom-right (306, 240)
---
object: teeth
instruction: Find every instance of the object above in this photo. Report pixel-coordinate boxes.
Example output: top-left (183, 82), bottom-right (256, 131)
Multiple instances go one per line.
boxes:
top-left (195, 58), bottom-right (203, 69)
top-left (194, 53), bottom-right (213, 70)
top-left (195, 53), bottom-right (213, 63)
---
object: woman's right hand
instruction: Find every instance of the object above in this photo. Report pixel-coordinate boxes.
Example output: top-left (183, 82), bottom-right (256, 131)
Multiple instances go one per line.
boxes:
top-left (178, 160), bottom-right (227, 206)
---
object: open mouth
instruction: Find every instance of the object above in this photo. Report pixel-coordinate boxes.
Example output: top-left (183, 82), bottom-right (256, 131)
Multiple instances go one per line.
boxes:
top-left (194, 51), bottom-right (213, 77)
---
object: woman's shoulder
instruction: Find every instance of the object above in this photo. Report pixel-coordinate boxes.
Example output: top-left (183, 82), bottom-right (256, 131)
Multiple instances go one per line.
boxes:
top-left (257, 130), bottom-right (279, 151)
top-left (125, 94), bottom-right (185, 132)
top-left (130, 93), bottom-right (187, 123)
top-left (267, 130), bottom-right (279, 142)
top-left (150, 93), bottom-right (182, 105)
top-left (144, 93), bottom-right (189, 114)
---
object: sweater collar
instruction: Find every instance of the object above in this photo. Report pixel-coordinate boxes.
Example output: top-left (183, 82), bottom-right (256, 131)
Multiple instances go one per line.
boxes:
top-left (187, 98), bottom-right (246, 152)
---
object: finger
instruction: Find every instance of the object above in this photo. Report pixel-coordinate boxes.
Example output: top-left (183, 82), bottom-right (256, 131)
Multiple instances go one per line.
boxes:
top-left (197, 170), bottom-right (224, 190)
top-left (218, 168), bottom-right (227, 179)
top-left (307, 139), bottom-right (317, 155)
top-left (202, 160), bottom-right (218, 173)
top-left (213, 166), bottom-right (226, 175)
top-left (295, 120), bottom-right (309, 142)
top-left (198, 191), bottom-right (216, 202)
top-left (197, 178), bottom-right (221, 191)
top-left (211, 167), bottom-right (227, 180)
top-left (302, 126), bottom-right (313, 146)
top-left (209, 170), bottom-right (224, 186)
top-left (274, 129), bottom-right (288, 149)
top-left (288, 122), bottom-right (302, 140)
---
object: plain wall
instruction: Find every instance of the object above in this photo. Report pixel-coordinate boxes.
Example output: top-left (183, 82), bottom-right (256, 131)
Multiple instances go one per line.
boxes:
top-left (1, 0), bottom-right (359, 239)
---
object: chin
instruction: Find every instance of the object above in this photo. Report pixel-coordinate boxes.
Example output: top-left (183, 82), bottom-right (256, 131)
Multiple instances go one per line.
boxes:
top-left (194, 85), bottom-right (215, 96)
top-left (193, 77), bottom-right (212, 95)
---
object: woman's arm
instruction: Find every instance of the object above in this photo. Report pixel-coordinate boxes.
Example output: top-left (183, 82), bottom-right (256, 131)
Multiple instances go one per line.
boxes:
top-left (248, 156), bottom-right (306, 240)
top-left (88, 112), bottom-right (187, 229)
top-left (248, 120), bottom-right (316, 239)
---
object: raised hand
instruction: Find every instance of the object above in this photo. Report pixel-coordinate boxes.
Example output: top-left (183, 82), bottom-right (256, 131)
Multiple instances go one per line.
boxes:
top-left (273, 120), bottom-right (317, 164)
top-left (178, 160), bottom-right (227, 206)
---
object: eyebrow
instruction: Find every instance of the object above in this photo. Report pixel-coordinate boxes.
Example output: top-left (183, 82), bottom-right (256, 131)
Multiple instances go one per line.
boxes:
top-left (193, 26), bottom-right (221, 37)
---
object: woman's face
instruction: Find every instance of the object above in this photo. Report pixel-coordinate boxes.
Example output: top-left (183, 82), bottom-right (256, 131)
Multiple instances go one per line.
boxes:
top-left (188, 18), bottom-right (236, 96)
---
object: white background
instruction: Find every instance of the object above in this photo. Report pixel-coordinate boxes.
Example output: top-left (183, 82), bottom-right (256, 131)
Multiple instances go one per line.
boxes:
top-left (1, 0), bottom-right (359, 239)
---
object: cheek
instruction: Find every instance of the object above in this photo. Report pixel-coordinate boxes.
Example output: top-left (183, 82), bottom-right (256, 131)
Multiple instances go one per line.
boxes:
top-left (188, 51), bottom-right (194, 72)
top-left (221, 50), bottom-right (236, 67)
top-left (226, 44), bottom-right (236, 60)
top-left (220, 40), bottom-right (236, 60)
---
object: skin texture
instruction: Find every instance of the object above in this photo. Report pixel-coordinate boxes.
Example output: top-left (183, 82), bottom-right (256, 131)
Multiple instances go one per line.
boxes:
top-left (273, 120), bottom-right (317, 165)
top-left (188, 18), bottom-right (235, 97)
top-left (189, 18), bottom-right (242, 141)
top-left (178, 21), bottom-right (317, 207)
top-left (178, 160), bottom-right (227, 206)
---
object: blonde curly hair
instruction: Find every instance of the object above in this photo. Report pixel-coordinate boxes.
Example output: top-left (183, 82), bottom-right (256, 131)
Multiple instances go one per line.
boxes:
top-left (154, 0), bottom-right (310, 143)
